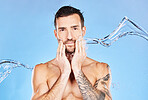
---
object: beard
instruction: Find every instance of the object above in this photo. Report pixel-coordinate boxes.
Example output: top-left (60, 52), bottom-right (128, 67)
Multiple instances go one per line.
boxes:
top-left (65, 47), bottom-right (75, 53)
top-left (64, 39), bottom-right (76, 54)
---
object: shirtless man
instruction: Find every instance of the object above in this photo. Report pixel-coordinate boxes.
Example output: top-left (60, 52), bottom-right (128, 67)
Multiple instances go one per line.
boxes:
top-left (31, 6), bottom-right (112, 100)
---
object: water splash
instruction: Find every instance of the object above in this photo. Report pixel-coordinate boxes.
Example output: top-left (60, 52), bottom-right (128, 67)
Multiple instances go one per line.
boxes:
top-left (0, 59), bottom-right (121, 89)
top-left (111, 82), bottom-right (120, 90)
top-left (85, 16), bottom-right (148, 47)
top-left (0, 16), bottom-right (147, 86)
top-left (0, 59), bottom-right (33, 83)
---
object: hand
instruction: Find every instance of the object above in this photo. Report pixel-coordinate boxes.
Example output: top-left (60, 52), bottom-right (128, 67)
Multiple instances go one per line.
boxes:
top-left (71, 38), bottom-right (86, 72)
top-left (56, 41), bottom-right (71, 74)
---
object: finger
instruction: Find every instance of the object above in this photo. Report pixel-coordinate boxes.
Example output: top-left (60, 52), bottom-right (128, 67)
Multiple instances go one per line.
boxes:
top-left (83, 47), bottom-right (86, 58)
top-left (75, 40), bottom-right (79, 53)
top-left (78, 36), bottom-right (83, 53)
top-left (79, 39), bottom-right (82, 54)
top-left (82, 41), bottom-right (86, 61)
top-left (82, 40), bottom-right (85, 54)
top-left (63, 45), bottom-right (66, 57)
top-left (59, 41), bottom-right (63, 57)
top-left (61, 43), bottom-right (65, 57)
top-left (56, 41), bottom-right (62, 58)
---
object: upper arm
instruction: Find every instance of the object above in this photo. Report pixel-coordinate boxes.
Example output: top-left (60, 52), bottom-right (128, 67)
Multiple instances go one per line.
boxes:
top-left (94, 63), bottom-right (112, 100)
top-left (31, 64), bottom-right (49, 98)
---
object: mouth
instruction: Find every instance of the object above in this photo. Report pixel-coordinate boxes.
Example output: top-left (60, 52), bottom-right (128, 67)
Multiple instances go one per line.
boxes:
top-left (64, 40), bottom-right (76, 45)
top-left (66, 41), bottom-right (74, 44)
top-left (66, 43), bottom-right (74, 46)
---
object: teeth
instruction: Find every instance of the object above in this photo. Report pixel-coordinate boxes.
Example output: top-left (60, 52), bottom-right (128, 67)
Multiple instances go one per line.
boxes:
top-left (67, 44), bottom-right (74, 45)
top-left (66, 43), bottom-right (74, 46)
top-left (67, 42), bottom-right (73, 44)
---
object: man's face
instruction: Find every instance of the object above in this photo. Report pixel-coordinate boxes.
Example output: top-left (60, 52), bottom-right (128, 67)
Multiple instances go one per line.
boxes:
top-left (54, 14), bottom-right (86, 53)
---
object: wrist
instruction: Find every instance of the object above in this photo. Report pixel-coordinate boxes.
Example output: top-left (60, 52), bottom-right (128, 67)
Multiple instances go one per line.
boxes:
top-left (72, 63), bottom-right (81, 69)
top-left (72, 66), bottom-right (81, 76)
top-left (60, 71), bottom-right (71, 81)
top-left (61, 69), bottom-right (71, 75)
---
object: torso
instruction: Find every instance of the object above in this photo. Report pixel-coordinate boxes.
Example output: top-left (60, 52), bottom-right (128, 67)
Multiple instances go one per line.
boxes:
top-left (43, 57), bottom-right (105, 100)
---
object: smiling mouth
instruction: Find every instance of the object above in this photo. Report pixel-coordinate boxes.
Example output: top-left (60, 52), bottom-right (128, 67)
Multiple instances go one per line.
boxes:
top-left (66, 42), bottom-right (74, 44)
top-left (66, 43), bottom-right (74, 46)
top-left (64, 40), bottom-right (75, 44)
top-left (63, 39), bottom-right (76, 46)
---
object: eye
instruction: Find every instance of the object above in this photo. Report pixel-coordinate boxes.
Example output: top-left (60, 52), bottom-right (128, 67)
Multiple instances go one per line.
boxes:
top-left (74, 27), bottom-right (78, 30)
top-left (60, 28), bottom-right (65, 32)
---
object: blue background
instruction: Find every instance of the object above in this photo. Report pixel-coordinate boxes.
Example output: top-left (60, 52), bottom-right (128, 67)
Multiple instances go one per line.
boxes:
top-left (0, 0), bottom-right (148, 100)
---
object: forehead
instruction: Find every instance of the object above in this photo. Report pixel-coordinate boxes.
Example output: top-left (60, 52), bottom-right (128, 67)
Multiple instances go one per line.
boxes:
top-left (56, 14), bottom-right (81, 28)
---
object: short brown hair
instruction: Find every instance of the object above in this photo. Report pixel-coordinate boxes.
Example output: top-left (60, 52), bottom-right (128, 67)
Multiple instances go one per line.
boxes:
top-left (54, 6), bottom-right (84, 28)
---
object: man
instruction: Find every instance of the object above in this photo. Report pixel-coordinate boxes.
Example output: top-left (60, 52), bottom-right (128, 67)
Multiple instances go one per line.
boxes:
top-left (31, 6), bottom-right (112, 100)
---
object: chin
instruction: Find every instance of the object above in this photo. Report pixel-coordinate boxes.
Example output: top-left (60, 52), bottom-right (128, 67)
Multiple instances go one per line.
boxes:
top-left (66, 48), bottom-right (75, 53)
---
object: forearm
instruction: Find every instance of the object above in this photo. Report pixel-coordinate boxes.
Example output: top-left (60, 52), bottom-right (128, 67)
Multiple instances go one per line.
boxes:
top-left (32, 72), bottom-right (70, 100)
top-left (74, 70), bottom-right (105, 100)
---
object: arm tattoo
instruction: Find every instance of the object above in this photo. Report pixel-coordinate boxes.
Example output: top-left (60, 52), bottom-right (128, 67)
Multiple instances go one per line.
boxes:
top-left (76, 70), bottom-right (105, 100)
top-left (94, 74), bottom-right (111, 98)
top-left (94, 74), bottom-right (110, 88)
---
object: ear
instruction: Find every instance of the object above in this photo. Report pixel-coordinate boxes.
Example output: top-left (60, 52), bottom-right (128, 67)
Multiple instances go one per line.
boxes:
top-left (54, 29), bottom-right (58, 39)
top-left (82, 26), bottom-right (86, 37)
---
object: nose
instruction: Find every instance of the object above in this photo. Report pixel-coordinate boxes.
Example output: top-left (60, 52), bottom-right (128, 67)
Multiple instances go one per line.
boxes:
top-left (67, 31), bottom-right (72, 39)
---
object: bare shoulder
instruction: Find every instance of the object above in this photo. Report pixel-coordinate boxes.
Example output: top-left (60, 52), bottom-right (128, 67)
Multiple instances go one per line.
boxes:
top-left (32, 59), bottom-right (59, 92)
top-left (84, 57), bottom-right (111, 78)
top-left (33, 59), bottom-right (59, 75)
top-left (95, 62), bottom-right (111, 81)
top-left (32, 62), bottom-right (49, 90)
top-left (33, 61), bottom-right (51, 79)
top-left (96, 62), bottom-right (110, 74)
top-left (33, 63), bottom-right (48, 74)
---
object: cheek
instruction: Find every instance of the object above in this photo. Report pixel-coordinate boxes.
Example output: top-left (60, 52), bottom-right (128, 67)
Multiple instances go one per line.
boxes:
top-left (59, 34), bottom-right (67, 40)
top-left (73, 33), bottom-right (82, 40)
top-left (72, 31), bottom-right (82, 39)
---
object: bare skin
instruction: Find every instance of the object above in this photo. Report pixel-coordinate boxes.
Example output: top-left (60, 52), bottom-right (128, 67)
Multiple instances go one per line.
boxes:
top-left (31, 14), bottom-right (112, 100)
top-left (31, 57), bottom-right (111, 100)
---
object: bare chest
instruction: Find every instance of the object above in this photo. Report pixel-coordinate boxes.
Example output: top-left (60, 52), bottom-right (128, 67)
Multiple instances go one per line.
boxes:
top-left (47, 70), bottom-right (96, 100)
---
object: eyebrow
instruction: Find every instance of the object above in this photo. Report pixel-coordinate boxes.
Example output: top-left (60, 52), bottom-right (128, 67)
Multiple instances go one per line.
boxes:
top-left (71, 25), bottom-right (79, 28)
top-left (58, 25), bottom-right (80, 30)
top-left (58, 27), bottom-right (66, 30)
